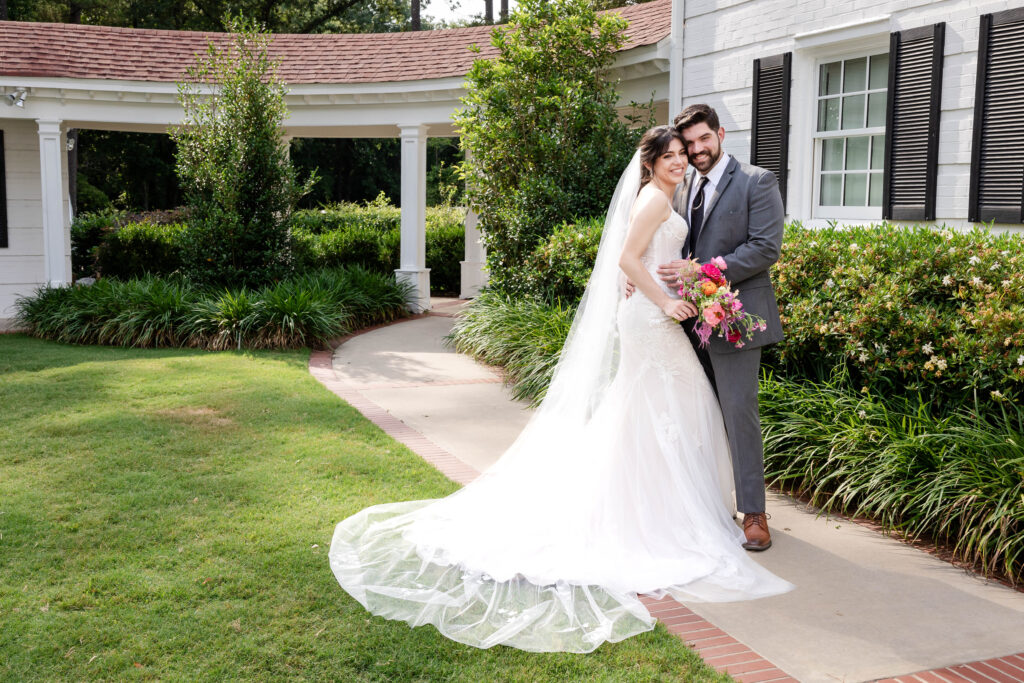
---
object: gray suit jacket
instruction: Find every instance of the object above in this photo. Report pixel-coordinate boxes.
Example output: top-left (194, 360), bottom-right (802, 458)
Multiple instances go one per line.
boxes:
top-left (672, 156), bottom-right (785, 354)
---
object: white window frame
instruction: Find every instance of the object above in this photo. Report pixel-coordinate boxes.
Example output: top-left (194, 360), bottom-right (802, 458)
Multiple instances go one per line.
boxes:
top-left (811, 49), bottom-right (888, 221)
top-left (787, 17), bottom-right (891, 226)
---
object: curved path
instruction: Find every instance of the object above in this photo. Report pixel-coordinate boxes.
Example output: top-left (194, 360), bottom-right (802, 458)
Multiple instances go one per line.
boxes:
top-left (310, 300), bottom-right (1024, 683)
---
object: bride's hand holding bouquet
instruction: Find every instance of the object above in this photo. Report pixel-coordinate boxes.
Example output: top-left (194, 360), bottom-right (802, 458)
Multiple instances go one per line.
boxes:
top-left (677, 256), bottom-right (766, 348)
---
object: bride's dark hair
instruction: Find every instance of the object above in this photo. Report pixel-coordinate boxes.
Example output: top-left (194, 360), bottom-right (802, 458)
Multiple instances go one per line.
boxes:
top-left (638, 125), bottom-right (685, 188)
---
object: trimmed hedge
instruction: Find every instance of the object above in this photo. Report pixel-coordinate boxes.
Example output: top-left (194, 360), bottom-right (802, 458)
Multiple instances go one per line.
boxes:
top-left (523, 217), bottom-right (603, 303)
top-left (14, 267), bottom-right (411, 350)
top-left (70, 201), bottom-right (466, 295)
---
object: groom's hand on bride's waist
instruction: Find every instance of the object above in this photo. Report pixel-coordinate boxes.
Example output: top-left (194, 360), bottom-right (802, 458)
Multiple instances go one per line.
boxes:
top-left (657, 260), bottom-right (691, 287)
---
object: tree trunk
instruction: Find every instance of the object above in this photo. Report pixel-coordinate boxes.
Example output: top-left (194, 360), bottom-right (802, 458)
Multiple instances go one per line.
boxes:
top-left (484, 0), bottom-right (493, 25)
top-left (0, 0), bottom-right (8, 21)
top-left (411, 0), bottom-right (420, 30)
top-left (500, 0), bottom-right (508, 23)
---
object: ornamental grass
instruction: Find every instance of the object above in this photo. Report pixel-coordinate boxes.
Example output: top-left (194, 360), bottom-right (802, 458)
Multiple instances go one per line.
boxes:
top-left (15, 267), bottom-right (411, 351)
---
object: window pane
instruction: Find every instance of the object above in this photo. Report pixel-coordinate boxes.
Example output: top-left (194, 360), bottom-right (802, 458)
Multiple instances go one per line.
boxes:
top-left (844, 173), bottom-right (868, 206)
top-left (867, 92), bottom-right (887, 127)
top-left (869, 53), bottom-right (889, 89)
top-left (820, 61), bottom-right (842, 96)
top-left (869, 173), bottom-right (883, 206)
top-left (844, 57), bottom-right (867, 92)
top-left (822, 138), bottom-right (844, 171)
top-left (818, 97), bottom-right (840, 131)
top-left (846, 136), bottom-right (869, 170)
top-left (842, 94), bottom-right (866, 129)
top-left (821, 174), bottom-right (843, 205)
top-left (871, 135), bottom-right (885, 169)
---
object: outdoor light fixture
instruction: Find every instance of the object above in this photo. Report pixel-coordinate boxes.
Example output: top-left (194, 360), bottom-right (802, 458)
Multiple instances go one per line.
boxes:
top-left (4, 90), bottom-right (27, 107)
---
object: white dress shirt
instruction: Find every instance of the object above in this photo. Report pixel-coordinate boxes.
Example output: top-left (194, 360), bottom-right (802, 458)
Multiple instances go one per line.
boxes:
top-left (687, 152), bottom-right (732, 217)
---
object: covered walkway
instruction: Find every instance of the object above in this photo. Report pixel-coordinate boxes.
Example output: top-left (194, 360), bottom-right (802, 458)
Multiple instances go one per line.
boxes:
top-left (0, 1), bottom-right (673, 323)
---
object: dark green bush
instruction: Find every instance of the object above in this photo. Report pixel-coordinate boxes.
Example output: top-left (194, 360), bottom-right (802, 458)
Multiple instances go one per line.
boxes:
top-left (769, 223), bottom-right (1024, 412)
top-left (455, 0), bottom-right (651, 296)
top-left (96, 222), bottom-right (185, 280)
top-left (171, 20), bottom-right (315, 288)
top-left (523, 217), bottom-right (603, 302)
top-left (70, 209), bottom-right (125, 280)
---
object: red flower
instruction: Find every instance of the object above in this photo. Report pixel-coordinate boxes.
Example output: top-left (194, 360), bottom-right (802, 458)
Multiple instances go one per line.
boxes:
top-left (700, 263), bottom-right (727, 286)
top-left (727, 329), bottom-right (742, 344)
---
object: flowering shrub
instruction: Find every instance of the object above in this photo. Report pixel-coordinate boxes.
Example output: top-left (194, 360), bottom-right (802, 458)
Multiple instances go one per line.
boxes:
top-left (769, 223), bottom-right (1024, 411)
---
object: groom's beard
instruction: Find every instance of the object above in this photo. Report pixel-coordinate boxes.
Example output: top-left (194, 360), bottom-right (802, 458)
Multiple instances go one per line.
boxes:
top-left (689, 143), bottom-right (722, 174)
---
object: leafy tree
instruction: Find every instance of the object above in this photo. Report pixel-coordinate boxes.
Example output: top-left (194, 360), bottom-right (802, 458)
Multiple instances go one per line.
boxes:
top-left (171, 19), bottom-right (315, 288)
top-left (454, 0), bottom-right (652, 297)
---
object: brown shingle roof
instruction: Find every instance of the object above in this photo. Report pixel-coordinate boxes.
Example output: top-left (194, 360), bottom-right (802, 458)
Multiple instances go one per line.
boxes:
top-left (0, 1), bottom-right (670, 85)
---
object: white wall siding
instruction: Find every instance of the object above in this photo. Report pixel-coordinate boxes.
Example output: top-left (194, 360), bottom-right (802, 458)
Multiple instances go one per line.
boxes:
top-left (0, 118), bottom-right (70, 326)
top-left (681, 0), bottom-right (1023, 230)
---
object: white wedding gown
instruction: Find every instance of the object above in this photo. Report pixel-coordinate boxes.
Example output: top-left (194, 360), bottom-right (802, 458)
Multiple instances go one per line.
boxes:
top-left (329, 210), bottom-right (793, 653)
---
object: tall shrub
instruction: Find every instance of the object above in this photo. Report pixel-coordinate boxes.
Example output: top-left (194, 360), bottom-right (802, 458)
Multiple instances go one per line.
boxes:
top-left (454, 0), bottom-right (651, 296)
top-left (171, 19), bottom-right (315, 288)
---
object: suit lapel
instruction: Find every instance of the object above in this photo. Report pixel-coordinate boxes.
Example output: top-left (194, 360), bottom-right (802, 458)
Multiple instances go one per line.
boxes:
top-left (703, 156), bottom-right (738, 224)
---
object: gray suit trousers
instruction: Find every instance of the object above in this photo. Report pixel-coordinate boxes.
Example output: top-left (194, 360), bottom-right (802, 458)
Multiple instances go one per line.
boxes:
top-left (684, 317), bottom-right (766, 514)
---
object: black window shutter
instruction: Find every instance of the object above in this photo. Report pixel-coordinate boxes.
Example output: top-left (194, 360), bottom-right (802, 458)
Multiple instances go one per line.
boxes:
top-left (883, 23), bottom-right (945, 221)
top-left (751, 52), bottom-right (791, 211)
top-left (969, 8), bottom-right (1024, 224)
top-left (0, 130), bottom-right (7, 249)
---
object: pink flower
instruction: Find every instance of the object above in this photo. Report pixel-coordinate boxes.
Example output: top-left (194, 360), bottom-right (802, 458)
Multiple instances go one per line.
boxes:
top-left (711, 256), bottom-right (728, 271)
top-left (730, 298), bottom-right (743, 311)
top-left (696, 322), bottom-right (713, 347)
top-left (700, 263), bottom-right (727, 286)
top-left (703, 302), bottom-right (725, 325)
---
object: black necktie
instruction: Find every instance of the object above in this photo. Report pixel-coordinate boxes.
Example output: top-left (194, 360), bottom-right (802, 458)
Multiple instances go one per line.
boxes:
top-left (687, 176), bottom-right (709, 258)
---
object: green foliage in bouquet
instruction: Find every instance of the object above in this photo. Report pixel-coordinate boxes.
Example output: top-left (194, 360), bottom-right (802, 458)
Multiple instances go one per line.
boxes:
top-left (171, 18), bottom-right (316, 288)
top-left (454, 0), bottom-right (652, 297)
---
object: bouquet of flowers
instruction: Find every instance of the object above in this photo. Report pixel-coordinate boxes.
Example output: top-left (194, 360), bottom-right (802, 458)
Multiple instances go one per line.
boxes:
top-left (677, 256), bottom-right (766, 348)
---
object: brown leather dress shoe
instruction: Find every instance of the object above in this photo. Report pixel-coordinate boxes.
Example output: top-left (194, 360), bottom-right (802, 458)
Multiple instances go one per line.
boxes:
top-left (742, 512), bottom-right (772, 551)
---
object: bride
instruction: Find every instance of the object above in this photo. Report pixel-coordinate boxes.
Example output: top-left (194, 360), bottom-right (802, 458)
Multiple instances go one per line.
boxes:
top-left (329, 125), bottom-right (793, 653)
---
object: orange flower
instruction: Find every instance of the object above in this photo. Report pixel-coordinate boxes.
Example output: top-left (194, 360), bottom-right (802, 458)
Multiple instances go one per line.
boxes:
top-left (701, 281), bottom-right (719, 296)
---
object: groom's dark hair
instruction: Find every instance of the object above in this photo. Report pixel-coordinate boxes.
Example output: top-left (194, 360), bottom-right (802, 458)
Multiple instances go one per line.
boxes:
top-left (673, 104), bottom-right (721, 133)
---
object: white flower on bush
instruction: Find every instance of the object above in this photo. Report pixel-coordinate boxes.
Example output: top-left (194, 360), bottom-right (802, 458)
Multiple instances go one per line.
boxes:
top-left (971, 276), bottom-right (983, 287)
top-left (858, 352), bottom-right (869, 363)
top-left (969, 255), bottom-right (980, 265)
top-left (849, 243), bottom-right (860, 252)
top-left (874, 343), bottom-right (888, 355)
top-left (932, 355), bottom-right (947, 371)
top-left (941, 275), bottom-right (954, 286)
top-left (990, 263), bottom-right (1001, 271)
top-left (1018, 354), bottom-right (1024, 366)
top-left (857, 410), bottom-right (867, 419)
top-left (922, 342), bottom-right (934, 355)
top-left (991, 390), bottom-right (1004, 400)
top-left (1003, 280), bottom-right (1012, 289)
top-left (825, 278), bottom-right (835, 288)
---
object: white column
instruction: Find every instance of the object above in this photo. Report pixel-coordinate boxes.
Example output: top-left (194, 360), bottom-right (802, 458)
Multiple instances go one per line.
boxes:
top-left (37, 119), bottom-right (70, 286)
top-left (668, 0), bottom-right (686, 122)
top-left (396, 124), bottom-right (431, 312)
top-left (459, 147), bottom-right (488, 298)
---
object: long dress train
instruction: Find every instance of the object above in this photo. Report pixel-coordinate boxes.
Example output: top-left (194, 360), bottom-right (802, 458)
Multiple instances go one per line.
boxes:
top-left (328, 209), bottom-right (794, 653)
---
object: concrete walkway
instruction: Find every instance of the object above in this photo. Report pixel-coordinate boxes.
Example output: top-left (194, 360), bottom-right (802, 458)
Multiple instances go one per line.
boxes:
top-left (311, 300), bottom-right (1024, 683)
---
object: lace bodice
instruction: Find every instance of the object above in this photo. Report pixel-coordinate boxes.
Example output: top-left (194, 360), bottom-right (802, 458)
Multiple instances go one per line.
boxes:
top-left (637, 210), bottom-right (689, 302)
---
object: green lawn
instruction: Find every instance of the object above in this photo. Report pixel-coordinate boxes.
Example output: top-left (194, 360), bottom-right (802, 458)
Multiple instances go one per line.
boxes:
top-left (0, 335), bottom-right (725, 681)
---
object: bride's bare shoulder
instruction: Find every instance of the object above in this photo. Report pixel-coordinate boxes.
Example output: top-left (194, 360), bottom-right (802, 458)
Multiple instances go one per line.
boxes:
top-left (629, 186), bottom-right (673, 226)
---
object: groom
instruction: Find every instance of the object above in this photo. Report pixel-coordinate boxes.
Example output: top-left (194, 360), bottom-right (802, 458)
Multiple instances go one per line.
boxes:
top-left (659, 104), bottom-right (785, 551)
